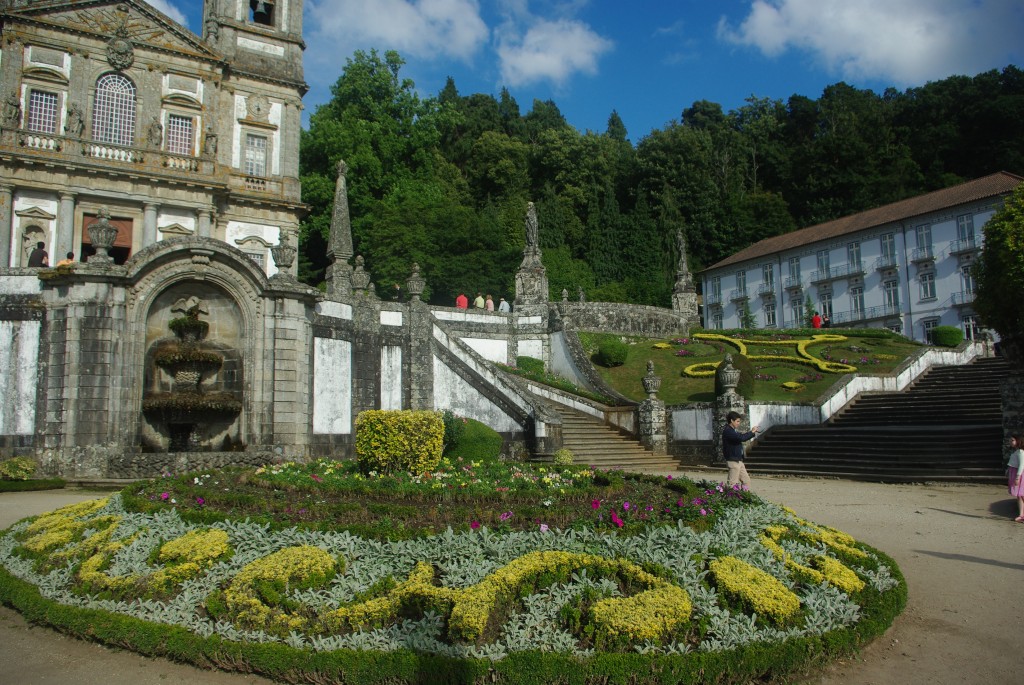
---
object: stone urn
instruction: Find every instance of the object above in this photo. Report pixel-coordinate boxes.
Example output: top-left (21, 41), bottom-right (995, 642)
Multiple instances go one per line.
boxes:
top-left (718, 354), bottom-right (741, 396)
top-left (406, 262), bottom-right (425, 301)
top-left (641, 360), bottom-right (661, 398)
top-left (271, 232), bottom-right (297, 276)
top-left (87, 206), bottom-right (118, 264)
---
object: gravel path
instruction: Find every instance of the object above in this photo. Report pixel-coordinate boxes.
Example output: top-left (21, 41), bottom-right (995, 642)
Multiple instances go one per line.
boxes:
top-left (1, 476), bottom-right (1019, 685)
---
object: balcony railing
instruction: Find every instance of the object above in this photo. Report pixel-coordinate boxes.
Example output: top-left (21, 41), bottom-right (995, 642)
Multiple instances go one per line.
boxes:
top-left (704, 291), bottom-right (723, 307)
top-left (809, 262), bottom-right (865, 284)
top-left (951, 290), bottom-right (975, 306)
top-left (757, 283), bottom-right (776, 298)
top-left (783, 276), bottom-right (802, 291)
top-left (910, 245), bottom-right (935, 263)
top-left (948, 237), bottom-right (979, 256)
top-left (831, 304), bottom-right (902, 325)
top-left (3, 126), bottom-right (217, 180)
top-left (874, 255), bottom-right (899, 271)
top-left (729, 288), bottom-right (749, 301)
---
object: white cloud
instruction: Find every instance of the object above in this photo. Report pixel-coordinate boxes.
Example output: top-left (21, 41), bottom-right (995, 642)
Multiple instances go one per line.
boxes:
top-left (496, 17), bottom-right (613, 87)
top-left (146, 0), bottom-right (188, 28)
top-left (306, 0), bottom-right (489, 62)
top-left (718, 0), bottom-right (1024, 85)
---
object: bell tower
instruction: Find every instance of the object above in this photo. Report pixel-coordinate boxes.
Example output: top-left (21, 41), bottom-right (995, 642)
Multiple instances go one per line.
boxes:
top-left (202, 0), bottom-right (305, 87)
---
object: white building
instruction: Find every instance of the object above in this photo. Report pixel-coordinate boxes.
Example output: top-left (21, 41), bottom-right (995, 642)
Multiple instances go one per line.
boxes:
top-left (699, 172), bottom-right (1022, 343)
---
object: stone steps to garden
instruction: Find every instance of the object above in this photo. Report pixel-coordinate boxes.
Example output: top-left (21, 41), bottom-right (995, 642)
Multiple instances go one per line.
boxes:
top-left (536, 402), bottom-right (682, 473)
top-left (747, 356), bottom-right (1008, 483)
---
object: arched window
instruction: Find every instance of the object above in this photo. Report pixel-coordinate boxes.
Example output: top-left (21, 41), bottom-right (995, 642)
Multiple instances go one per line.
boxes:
top-left (92, 74), bottom-right (136, 146)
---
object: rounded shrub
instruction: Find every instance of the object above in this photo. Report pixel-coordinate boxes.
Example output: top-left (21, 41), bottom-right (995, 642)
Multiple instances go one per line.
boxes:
top-left (552, 448), bottom-right (574, 466)
top-left (931, 325), bottom-right (963, 347)
top-left (441, 410), bottom-right (467, 454)
top-left (596, 338), bottom-right (628, 367)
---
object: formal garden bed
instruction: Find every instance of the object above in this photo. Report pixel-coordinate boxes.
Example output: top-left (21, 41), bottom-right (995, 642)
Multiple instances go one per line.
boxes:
top-left (0, 440), bottom-right (906, 684)
top-left (580, 328), bottom-right (922, 403)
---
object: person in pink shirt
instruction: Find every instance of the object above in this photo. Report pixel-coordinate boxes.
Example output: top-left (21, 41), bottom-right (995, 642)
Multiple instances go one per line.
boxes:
top-left (485, 294), bottom-right (494, 311)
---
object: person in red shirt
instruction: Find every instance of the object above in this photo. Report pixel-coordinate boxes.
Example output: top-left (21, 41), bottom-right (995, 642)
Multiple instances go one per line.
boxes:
top-left (811, 311), bottom-right (822, 329)
top-left (455, 292), bottom-right (468, 309)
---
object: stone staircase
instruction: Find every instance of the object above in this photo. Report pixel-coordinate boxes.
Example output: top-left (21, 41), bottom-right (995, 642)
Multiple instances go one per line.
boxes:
top-left (746, 356), bottom-right (1008, 483)
top-left (542, 402), bottom-right (682, 472)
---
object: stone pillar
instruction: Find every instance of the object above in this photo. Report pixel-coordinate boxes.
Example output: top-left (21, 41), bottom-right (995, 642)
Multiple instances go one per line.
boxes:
top-left (0, 183), bottom-right (12, 267)
top-left (197, 207), bottom-right (212, 238)
top-left (58, 191), bottom-right (76, 259)
top-left (143, 202), bottom-right (158, 246)
top-left (638, 361), bottom-right (667, 454)
top-left (713, 355), bottom-right (746, 463)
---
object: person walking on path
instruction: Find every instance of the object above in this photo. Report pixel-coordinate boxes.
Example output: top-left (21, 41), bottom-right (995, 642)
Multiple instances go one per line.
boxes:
top-left (722, 410), bottom-right (759, 488)
top-left (1008, 434), bottom-right (1024, 521)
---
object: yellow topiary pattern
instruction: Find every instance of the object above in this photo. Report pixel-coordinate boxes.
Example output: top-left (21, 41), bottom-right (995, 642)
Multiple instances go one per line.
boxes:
top-left (684, 333), bottom-right (857, 377)
top-left (710, 556), bottom-right (801, 624)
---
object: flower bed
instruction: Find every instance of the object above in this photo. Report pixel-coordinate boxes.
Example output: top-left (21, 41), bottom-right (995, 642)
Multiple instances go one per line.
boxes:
top-left (0, 464), bottom-right (906, 684)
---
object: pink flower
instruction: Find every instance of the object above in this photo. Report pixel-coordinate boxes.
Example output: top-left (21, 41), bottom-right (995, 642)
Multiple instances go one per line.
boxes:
top-left (700, 508), bottom-right (707, 516)
top-left (500, 511), bottom-right (513, 521)
top-left (623, 502), bottom-right (631, 511)
top-left (666, 475), bottom-right (673, 480)
top-left (195, 497), bottom-right (205, 506)
top-left (610, 509), bottom-right (624, 528)
top-left (539, 523), bottom-right (549, 532)
top-left (311, 474), bottom-right (323, 483)
top-left (160, 492), bottom-right (169, 501)
top-left (470, 520), bottom-right (480, 530)
top-left (591, 499), bottom-right (601, 510)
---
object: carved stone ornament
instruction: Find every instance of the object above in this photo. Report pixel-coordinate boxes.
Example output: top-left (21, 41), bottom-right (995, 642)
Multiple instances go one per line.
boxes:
top-left (271, 231), bottom-right (297, 274)
top-left (87, 206), bottom-right (119, 264)
top-left (641, 360), bottom-right (662, 398)
top-left (106, 21), bottom-right (134, 71)
top-left (406, 262), bottom-right (426, 301)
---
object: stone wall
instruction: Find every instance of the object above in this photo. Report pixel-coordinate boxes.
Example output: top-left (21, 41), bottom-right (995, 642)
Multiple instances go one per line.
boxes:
top-left (554, 301), bottom-right (692, 337)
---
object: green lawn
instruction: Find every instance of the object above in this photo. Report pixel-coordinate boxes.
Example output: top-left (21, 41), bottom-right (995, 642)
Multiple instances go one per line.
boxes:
top-left (579, 329), bottom-right (924, 404)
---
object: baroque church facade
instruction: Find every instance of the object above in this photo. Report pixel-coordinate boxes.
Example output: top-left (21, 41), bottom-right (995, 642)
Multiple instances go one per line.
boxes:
top-left (0, 0), bottom-right (305, 271)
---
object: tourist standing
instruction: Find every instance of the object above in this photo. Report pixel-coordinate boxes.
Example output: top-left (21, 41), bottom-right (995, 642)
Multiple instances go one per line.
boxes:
top-left (455, 292), bottom-right (468, 309)
top-left (811, 311), bottom-right (822, 329)
top-left (1008, 434), bottom-right (1024, 522)
top-left (485, 294), bottom-right (494, 311)
top-left (473, 292), bottom-right (485, 309)
top-left (498, 297), bottom-right (511, 313)
top-left (722, 411), bottom-right (759, 488)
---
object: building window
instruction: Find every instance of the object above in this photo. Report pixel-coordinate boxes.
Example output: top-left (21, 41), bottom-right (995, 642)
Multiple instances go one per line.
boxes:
top-left (847, 241), bottom-right (861, 268)
top-left (244, 251), bottom-right (265, 268)
top-left (92, 73), bottom-right (136, 146)
top-left (762, 263), bottom-right (774, 289)
top-left (915, 224), bottom-right (932, 250)
top-left (735, 270), bottom-right (746, 293)
top-left (962, 315), bottom-right (979, 341)
top-left (880, 232), bottom-right (896, 261)
top-left (764, 302), bottom-right (776, 327)
top-left (244, 133), bottom-right (267, 176)
top-left (957, 214), bottom-right (975, 243)
top-left (818, 293), bottom-right (833, 320)
top-left (788, 256), bottom-right (801, 280)
top-left (851, 286), bottom-right (865, 319)
top-left (790, 298), bottom-right (803, 327)
top-left (712, 311), bottom-right (723, 330)
top-left (711, 275), bottom-right (721, 299)
top-left (884, 279), bottom-right (900, 310)
top-left (816, 249), bottom-right (830, 274)
top-left (961, 265), bottom-right (975, 294)
top-left (919, 272), bottom-right (936, 300)
top-left (922, 318), bottom-right (939, 344)
top-left (27, 90), bottom-right (58, 133)
top-left (165, 114), bottom-right (194, 155)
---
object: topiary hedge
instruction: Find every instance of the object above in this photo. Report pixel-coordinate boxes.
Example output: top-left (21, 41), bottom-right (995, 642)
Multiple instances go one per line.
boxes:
top-left (596, 338), bottom-right (629, 367)
top-left (355, 410), bottom-right (444, 475)
top-left (931, 325), bottom-right (963, 347)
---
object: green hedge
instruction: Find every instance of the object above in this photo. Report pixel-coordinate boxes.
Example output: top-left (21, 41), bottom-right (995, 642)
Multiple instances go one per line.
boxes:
top-left (931, 325), bottom-right (963, 347)
top-left (355, 410), bottom-right (444, 475)
top-left (596, 339), bottom-right (628, 367)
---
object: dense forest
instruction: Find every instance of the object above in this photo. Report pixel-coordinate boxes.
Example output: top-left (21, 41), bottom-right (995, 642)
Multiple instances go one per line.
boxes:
top-left (298, 51), bottom-right (1024, 306)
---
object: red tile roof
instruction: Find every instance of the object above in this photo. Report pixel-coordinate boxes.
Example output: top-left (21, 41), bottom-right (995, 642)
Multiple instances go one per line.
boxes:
top-left (703, 171), bottom-right (1023, 272)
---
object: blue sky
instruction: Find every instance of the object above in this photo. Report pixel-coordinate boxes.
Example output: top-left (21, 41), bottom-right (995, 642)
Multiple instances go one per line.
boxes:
top-left (155, 0), bottom-right (1024, 142)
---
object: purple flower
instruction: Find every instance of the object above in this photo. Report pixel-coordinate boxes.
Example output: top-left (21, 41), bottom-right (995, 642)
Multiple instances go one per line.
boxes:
top-left (160, 492), bottom-right (169, 501)
top-left (195, 496), bottom-right (205, 506)
top-left (591, 499), bottom-right (601, 510)
top-left (500, 511), bottom-right (513, 521)
top-left (623, 502), bottom-right (631, 511)
top-left (470, 520), bottom-right (480, 530)
top-left (539, 523), bottom-right (549, 532)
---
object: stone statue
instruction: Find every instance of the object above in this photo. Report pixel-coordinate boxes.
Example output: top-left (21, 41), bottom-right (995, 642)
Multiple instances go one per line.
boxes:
top-left (203, 129), bottom-right (218, 158)
top-left (64, 103), bottom-right (85, 137)
top-left (561, 288), bottom-right (568, 302)
top-left (524, 201), bottom-right (538, 249)
top-left (205, 17), bottom-right (220, 42)
top-left (675, 227), bottom-right (688, 273)
top-left (2, 91), bottom-right (21, 129)
top-left (577, 286), bottom-right (586, 303)
top-left (146, 116), bottom-right (163, 149)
